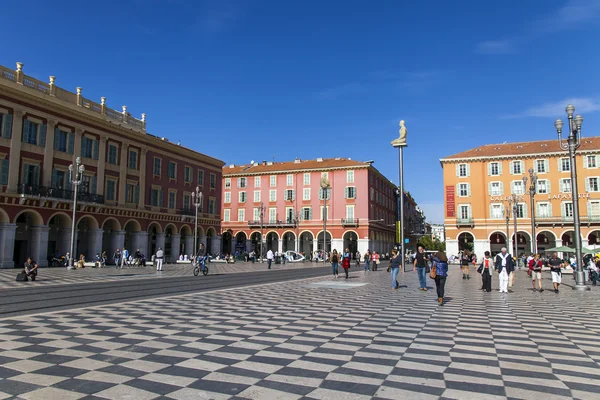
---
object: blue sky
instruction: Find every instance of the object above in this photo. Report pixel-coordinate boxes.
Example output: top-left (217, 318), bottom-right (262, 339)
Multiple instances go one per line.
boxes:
top-left (2, 0), bottom-right (600, 223)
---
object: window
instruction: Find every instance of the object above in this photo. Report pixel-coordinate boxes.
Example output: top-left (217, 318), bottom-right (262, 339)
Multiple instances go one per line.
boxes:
top-left (270, 175), bottom-right (276, 187)
top-left (168, 191), bottom-right (176, 209)
top-left (457, 163), bottom-right (469, 177)
top-left (587, 155), bottom-right (598, 169)
top-left (489, 182), bottom-right (503, 196)
top-left (21, 163), bottom-right (40, 186)
top-left (106, 180), bottom-right (116, 201)
top-left (285, 189), bottom-right (295, 201)
top-left (347, 170), bottom-right (354, 183)
top-left (107, 144), bottom-right (118, 165)
top-left (286, 207), bottom-right (294, 223)
top-left (563, 202), bottom-right (574, 218)
top-left (303, 188), bottom-right (310, 201)
top-left (81, 175), bottom-right (96, 194)
top-left (54, 129), bottom-right (73, 154)
top-left (589, 201), bottom-right (600, 217)
top-left (537, 203), bottom-right (552, 218)
top-left (253, 190), bottom-right (260, 202)
top-left (209, 173), bottom-right (216, 189)
top-left (346, 205), bottom-right (355, 219)
top-left (224, 192), bottom-right (231, 203)
top-left (286, 174), bottom-right (293, 186)
top-left (560, 158), bottom-right (570, 172)
top-left (238, 209), bottom-right (245, 222)
top-left (587, 177), bottom-right (599, 192)
top-left (302, 207), bottom-right (312, 220)
top-left (208, 198), bottom-right (216, 214)
top-left (345, 186), bottom-right (356, 199)
top-left (183, 194), bottom-right (191, 210)
top-left (22, 120), bottom-right (44, 145)
top-left (81, 136), bottom-right (98, 159)
top-left (490, 204), bottom-right (503, 219)
top-left (319, 187), bottom-right (331, 200)
top-left (239, 191), bottom-right (247, 203)
top-left (488, 162), bottom-right (501, 176)
top-left (560, 178), bottom-right (571, 193)
top-left (225, 178), bottom-right (231, 189)
top-left (238, 177), bottom-right (247, 188)
top-left (269, 190), bottom-right (276, 202)
top-left (536, 159), bottom-right (548, 173)
top-left (370, 188), bottom-right (374, 201)
top-left (128, 150), bottom-right (137, 169)
top-left (254, 176), bottom-right (261, 187)
top-left (50, 169), bottom-right (66, 189)
top-left (153, 158), bottom-right (161, 176)
top-left (304, 173), bottom-right (310, 185)
top-left (320, 206), bottom-right (329, 221)
top-left (515, 203), bottom-right (527, 218)
top-left (1, 113), bottom-right (12, 139)
top-left (511, 181), bottom-right (524, 195)
top-left (184, 166), bottom-right (192, 183)
top-left (224, 209), bottom-right (230, 222)
top-left (459, 205), bottom-right (471, 219)
top-left (511, 160), bottom-right (523, 175)
top-left (125, 183), bottom-right (139, 204)
top-left (458, 183), bottom-right (470, 197)
top-left (168, 162), bottom-right (176, 179)
top-left (253, 208), bottom-right (260, 221)
top-left (198, 170), bottom-right (204, 186)
top-left (537, 179), bottom-right (549, 194)
top-left (269, 207), bottom-right (277, 223)
top-left (150, 188), bottom-right (163, 207)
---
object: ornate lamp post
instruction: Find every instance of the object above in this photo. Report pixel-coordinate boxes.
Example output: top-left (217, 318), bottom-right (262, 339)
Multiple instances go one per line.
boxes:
top-left (503, 206), bottom-right (511, 252)
top-left (523, 168), bottom-right (538, 254)
top-left (507, 193), bottom-right (518, 257)
top-left (555, 104), bottom-right (588, 290)
top-left (259, 202), bottom-right (265, 262)
top-left (191, 186), bottom-right (203, 261)
top-left (320, 175), bottom-right (331, 264)
top-left (391, 120), bottom-right (408, 272)
top-left (294, 210), bottom-right (301, 252)
top-left (67, 157), bottom-right (85, 269)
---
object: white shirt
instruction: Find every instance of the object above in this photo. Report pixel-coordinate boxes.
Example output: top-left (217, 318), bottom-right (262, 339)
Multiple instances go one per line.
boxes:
top-left (267, 250), bottom-right (274, 260)
top-left (500, 253), bottom-right (509, 266)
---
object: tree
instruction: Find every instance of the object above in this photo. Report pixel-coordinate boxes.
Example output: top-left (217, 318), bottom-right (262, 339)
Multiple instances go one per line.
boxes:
top-left (416, 235), bottom-right (446, 252)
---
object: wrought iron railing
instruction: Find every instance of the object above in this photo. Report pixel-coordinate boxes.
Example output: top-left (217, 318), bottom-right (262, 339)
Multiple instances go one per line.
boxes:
top-left (456, 217), bottom-right (474, 225)
top-left (535, 215), bottom-right (600, 224)
top-left (19, 184), bottom-right (104, 204)
top-left (341, 218), bottom-right (359, 226)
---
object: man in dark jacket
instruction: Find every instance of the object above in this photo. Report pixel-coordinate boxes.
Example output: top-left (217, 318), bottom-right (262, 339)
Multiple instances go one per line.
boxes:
top-left (494, 247), bottom-right (514, 293)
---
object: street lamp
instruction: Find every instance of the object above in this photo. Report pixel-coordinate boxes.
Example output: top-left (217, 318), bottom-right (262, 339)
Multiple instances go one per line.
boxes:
top-left (507, 193), bottom-right (518, 257)
top-left (320, 175), bottom-right (331, 264)
top-left (259, 202), bottom-right (265, 262)
top-left (391, 120), bottom-right (408, 273)
top-left (191, 186), bottom-right (203, 261)
top-left (555, 104), bottom-right (588, 290)
top-left (67, 157), bottom-right (85, 269)
top-left (294, 210), bottom-right (301, 252)
top-left (523, 168), bottom-right (538, 254)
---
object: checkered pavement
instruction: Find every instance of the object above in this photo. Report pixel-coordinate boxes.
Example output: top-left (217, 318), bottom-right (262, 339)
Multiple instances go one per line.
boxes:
top-left (1, 267), bottom-right (600, 399)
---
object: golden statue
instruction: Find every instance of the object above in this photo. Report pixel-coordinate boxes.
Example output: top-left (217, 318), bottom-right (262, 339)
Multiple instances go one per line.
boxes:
top-left (391, 120), bottom-right (408, 147)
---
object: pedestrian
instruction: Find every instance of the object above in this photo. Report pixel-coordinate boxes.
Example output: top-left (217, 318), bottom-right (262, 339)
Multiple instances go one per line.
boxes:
top-left (121, 247), bottom-right (129, 268)
top-left (461, 250), bottom-right (472, 280)
top-left (373, 251), bottom-right (380, 271)
top-left (342, 248), bottom-right (351, 279)
top-left (266, 249), bottom-right (274, 269)
top-left (495, 247), bottom-right (514, 294)
top-left (364, 250), bottom-right (371, 271)
top-left (23, 257), bottom-right (38, 281)
top-left (432, 251), bottom-right (449, 305)
top-left (529, 253), bottom-right (544, 292)
top-left (547, 252), bottom-right (563, 293)
top-left (389, 249), bottom-right (401, 290)
top-left (589, 256), bottom-right (599, 286)
top-left (155, 247), bottom-right (164, 272)
top-left (414, 245), bottom-right (428, 291)
top-left (113, 248), bottom-right (121, 268)
top-left (330, 249), bottom-right (339, 279)
top-left (480, 251), bottom-right (493, 292)
top-left (355, 251), bottom-right (361, 268)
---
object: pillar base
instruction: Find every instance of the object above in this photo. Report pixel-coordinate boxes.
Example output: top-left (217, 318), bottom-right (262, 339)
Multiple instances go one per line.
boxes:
top-left (573, 270), bottom-right (591, 291)
top-left (67, 265), bottom-right (76, 270)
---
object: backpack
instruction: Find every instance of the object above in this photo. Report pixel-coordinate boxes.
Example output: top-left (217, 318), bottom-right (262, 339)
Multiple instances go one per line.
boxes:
top-left (16, 272), bottom-right (28, 282)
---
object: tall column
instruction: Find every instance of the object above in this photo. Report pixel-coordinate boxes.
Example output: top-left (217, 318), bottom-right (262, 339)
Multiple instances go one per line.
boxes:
top-left (87, 228), bottom-right (104, 260)
top-left (97, 137), bottom-right (107, 195)
top-left (184, 235), bottom-right (194, 258)
top-left (7, 110), bottom-right (24, 193)
top-left (139, 148), bottom-right (147, 208)
top-left (42, 119), bottom-right (57, 187)
top-left (30, 225), bottom-right (50, 267)
top-left (155, 232), bottom-right (166, 252)
top-left (277, 239), bottom-right (283, 254)
top-left (132, 232), bottom-right (150, 256)
top-left (331, 239), bottom-right (343, 253)
top-left (212, 235), bottom-right (221, 256)
top-left (313, 239), bottom-right (319, 253)
top-left (0, 223), bottom-right (17, 268)
top-left (111, 230), bottom-right (125, 256)
top-left (73, 128), bottom-right (83, 162)
top-left (170, 234), bottom-right (181, 262)
top-left (118, 142), bottom-right (128, 205)
top-left (200, 235), bottom-right (207, 247)
top-left (246, 239), bottom-right (252, 253)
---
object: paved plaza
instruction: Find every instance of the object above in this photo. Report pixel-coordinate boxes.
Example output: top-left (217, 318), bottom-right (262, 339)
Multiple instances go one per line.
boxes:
top-left (2, 267), bottom-right (600, 399)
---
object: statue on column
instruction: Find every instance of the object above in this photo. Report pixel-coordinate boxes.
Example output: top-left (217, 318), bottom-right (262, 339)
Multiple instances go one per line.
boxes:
top-left (391, 120), bottom-right (408, 147)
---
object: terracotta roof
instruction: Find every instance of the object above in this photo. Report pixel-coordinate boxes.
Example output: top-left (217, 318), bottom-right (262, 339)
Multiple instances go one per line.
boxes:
top-left (441, 136), bottom-right (600, 161)
top-left (222, 158), bottom-right (371, 176)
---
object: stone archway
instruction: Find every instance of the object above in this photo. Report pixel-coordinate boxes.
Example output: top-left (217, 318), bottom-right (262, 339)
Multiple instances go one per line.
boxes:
top-left (75, 215), bottom-right (101, 262)
top-left (14, 210), bottom-right (45, 267)
top-left (222, 231), bottom-right (233, 255)
top-left (101, 218), bottom-right (121, 264)
top-left (282, 231), bottom-right (296, 252)
top-left (147, 222), bottom-right (163, 258)
top-left (299, 231), bottom-right (314, 256)
top-left (47, 213), bottom-right (72, 262)
top-left (123, 220), bottom-right (142, 255)
top-left (235, 232), bottom-right (248, 254)
top-left (457, 232), bottom-right (474, 252)
top-left (343, 231), bottom-right (358, 257)
top-left (588, 230), bottom-right (600, 247)
top-left (266, 232), bottom-right (279, 252)
top-left (164, 224), bottom-right (178, 261)
top-left (250, 232), bottom-right (261, 255)
top-left (537, 231), bottom-right (556, 256)
top-left (317, 231), bottom-right (331, 253)
top-left (206, 227), bottom-right (216, 255)
top-left (489, 232), bottom-right (507, 256)
top-left (180, 225), bottom-right (193, 259)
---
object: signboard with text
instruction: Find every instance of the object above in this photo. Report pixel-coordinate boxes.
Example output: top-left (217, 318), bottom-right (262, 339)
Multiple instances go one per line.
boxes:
top-left (446, 186), bottom-right (455, 217)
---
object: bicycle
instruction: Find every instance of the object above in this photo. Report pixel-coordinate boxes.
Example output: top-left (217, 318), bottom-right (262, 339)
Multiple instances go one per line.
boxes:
top-left (193, 255), bottom-right (209, 276)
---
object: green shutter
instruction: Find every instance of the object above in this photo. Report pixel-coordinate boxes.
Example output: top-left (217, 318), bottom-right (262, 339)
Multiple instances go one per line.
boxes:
top-left (53, 128), bottom-right (60, 150)
top-left (33, 165), bottom-right (40, 186)
top-left (91, 176), bottom-right (97, 194)
top-left (92, 139), bottom-right (99, 160)
top-left (0, 159), bottom-right (8, 185)
top-left (22, 119), bottom-right (29, 143)
top-left (159, 190), bottom-right (164, 207)
top-left (3, 114), bottom-right (12, 138)
top-left (134, 185), bottom-right (140, 204)
top-left (81, 137), bottom-right (86, 155)
top-left (345, 187), bottom-right (349, 199)
top-left (39, 124), bottom-right (47, 147)
top-left (67, 132), bottom-right (74, 154)
top-left (51, 169), bottom-right (57, 188)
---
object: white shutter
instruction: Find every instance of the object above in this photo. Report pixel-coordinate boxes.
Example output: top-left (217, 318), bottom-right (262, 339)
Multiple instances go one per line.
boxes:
top-left (489, 204), bottom-right (494, 219)
top-left (511, 181), bottom-right (515, 194)
top-left (561, 203), bottom-right (566, 217)
top-left (543, 159), bottom-right (549, 173)
top-left (520, 161), bottom-right (525, 174)
top-left (499, 182), bottom-right (504, 195)
top-left (522, 204), bottom-right (528, 218)
top-left (292, 190), bottom-right (295, 201)
top-left (498, 162), bottom-right (503, 175)
top-left (467, 183), bottom-right (471, 197)
top-left (466, 164), bottom-right (471, 177)
top-left (585, 178), bottom-right (590, 192)
top-left (455, 164), bottom-right (460, 177)
top-left (536, 203), bottom-right (541, 217)
top-left (588, 201), bottom-right (591, 218)
top-left (487, 163), bottom-right (492, 176)
top-left (488, 182), bottom-right (493, 195)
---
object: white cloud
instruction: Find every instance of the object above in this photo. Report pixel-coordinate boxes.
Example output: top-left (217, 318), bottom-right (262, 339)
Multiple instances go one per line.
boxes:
top-left (506, 97), bottom-right (600, 118)
top-left (419, 202), bottom-right (445, 224)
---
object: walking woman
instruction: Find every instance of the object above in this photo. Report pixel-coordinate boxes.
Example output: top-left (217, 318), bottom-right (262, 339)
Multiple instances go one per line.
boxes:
top-left (390, 249), bottom-right (401, 290)
top-left (461, 250), bottom-right (472, 280)
top-left (330, 249), bottom-right (339, 279)
top-left (342, 248), bottom-right (351, 279)
top-left (433, 251), bottom-right (449, 305)
top-left (373, 251), bottom-right (380, 271)
top-left (480, 251), bottom-right (493, 292)
top-left (364, 250), bottom-right (371, 271)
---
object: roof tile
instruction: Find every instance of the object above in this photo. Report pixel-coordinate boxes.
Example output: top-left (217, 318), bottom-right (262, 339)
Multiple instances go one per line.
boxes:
top-left (222, 158), bottom-right (370, 175)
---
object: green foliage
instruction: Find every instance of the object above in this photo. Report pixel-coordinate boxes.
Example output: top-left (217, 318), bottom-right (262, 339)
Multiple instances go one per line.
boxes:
top-left (416, 235), bottom-right (446, 252)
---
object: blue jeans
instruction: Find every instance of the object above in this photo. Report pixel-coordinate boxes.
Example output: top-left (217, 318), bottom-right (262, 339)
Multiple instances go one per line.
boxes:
top-left (391, 267), bottom-right (399, 288)
top-left (417, 266), bottom-right (427, 288)
top-left (268, 259), bottom-right (272, 269)
top-left (365, 260), bottom-right (370, 271)
top-left (332, 262), bottom-right (339, 276)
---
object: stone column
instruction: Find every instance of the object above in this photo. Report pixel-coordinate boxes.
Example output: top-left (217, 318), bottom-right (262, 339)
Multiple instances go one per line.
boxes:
top-left (87, 228), bottom-right (104, 260)
top-left (313, 239), bottom-right (319, 253)
top-left (184, 235), bottom-right (194, 258)
top-left (277, 239), bottom-right (283, 254)
top-left (111, 230), bottom-right (125, 255)
top-left (139, 148), bottom-right (147, 208)
top-left (169, 234), bottom-right (181, 262)
top-left (0, 223), bottom-right (17, 268)
top-left (42, 119), bottom-right (57, 187)
top-left (246, 239), bottom-right (253, 253)
top-left (132, 232), bottom-right (150, 256)
top-left (7, 110), bottom-right (24, 193)
top-left (473, 240), bottom-right (489, 259)
top-left (357, 239), bottom-right (369, 256)
top-left (212, 235), bottom-right (221, 256)
top-left (97, 137), bottom-right (107, 195)
top-left (30, 225), bottom-right (51, 267)
top-left (155, 232), bottom-right (166, 253)
top-left (200, 235), bottom-right (207, 247)
top-left (331, 239), bottom-right (343, 253)
top-left (446, 240), bottom-right (459, 259)
top-left (118, 142), bottom-right (128, 205)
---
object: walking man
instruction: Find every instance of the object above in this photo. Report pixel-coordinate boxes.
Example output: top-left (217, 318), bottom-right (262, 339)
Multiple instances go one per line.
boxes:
top-left (266, 249), bottom-right (274, 269)
top-left (529, 253), bottom-right (544, 292)
top-left (480, 251), bottom-right (493, 292)
top-left (495, 247), bottom-right (514, 294)
top-left (414, 245), bottom-right (428, 291)
top-left (155, 247), bottom-right (164, 272)
top-left (121, 247), bottom-right (129, 268)
top-left (548, 252), bottom-right (563, 293)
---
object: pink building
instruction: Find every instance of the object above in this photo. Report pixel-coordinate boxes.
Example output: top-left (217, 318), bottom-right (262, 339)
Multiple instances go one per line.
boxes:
top-left (221, 158), bottom-right (397, 257)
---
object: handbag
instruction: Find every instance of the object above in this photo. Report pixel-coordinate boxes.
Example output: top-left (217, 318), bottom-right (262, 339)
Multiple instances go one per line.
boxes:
top-left (429, 266), bottom-right (436, 279)
top-left (386, 265), bottom-right (391, 273)
top-left (16, 272), bottom-right (28, 282)
top-left (477, 265), bottom-right (483, 274)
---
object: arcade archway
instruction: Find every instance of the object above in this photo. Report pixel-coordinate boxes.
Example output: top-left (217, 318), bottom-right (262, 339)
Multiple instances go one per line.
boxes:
top-left (343, 231), bottom-right (358, 257)
top-left (266, 232), bottom-right (279, 252)
top-left (299, 231), bottom-right (313, 256)
top-left (282, 231), bottom-right (296, 252)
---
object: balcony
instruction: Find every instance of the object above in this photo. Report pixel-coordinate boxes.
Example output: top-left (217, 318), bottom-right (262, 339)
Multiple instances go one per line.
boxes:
top-left (180, 208), bottom-right (195, 217)
top-left (19, 184), bottom-right (104, 204)
top-left (456, 217), bottom-right (474, 227)
top-left (341, 218), bottom-right (359, 227)
top-left (535, 215), bottom-right (600, 227)
top-left (248, 219), bottom-right (297, 227)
